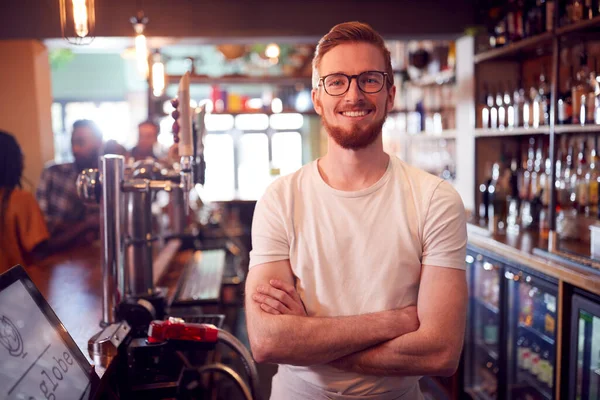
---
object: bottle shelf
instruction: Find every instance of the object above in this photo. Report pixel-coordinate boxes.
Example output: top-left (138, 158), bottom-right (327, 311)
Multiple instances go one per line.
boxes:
top-left (167, 74), bottom-right (313, 86)
top-left (474, 32), bottom-right (553, 64)
top-left (476, 15), bottom-right (600, 65)
top-left (474, 127), bottom-right (549, 137)
top-left (401, 130), bottom-right (457, 140)
top-left (555, 125), bottom-right (600, 134)
top-left (520, 372), bottom-right (553, 400)
top-left (404, 69), bottom-right (456, 87)
top-left (556, 14), bottom-right (600, 36)
top-left (477, 298), bottom-right (500, 314)
top-left (518, 322), bottom-right (556, 346)
top-left (475, 339), bottom-right (499, 361)
top-left (475, 125), bottom-right (600, 138)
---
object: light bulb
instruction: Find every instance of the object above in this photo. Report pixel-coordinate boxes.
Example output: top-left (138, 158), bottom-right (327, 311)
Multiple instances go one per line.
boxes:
top-left (271, 98), bottom-right (283, 114)
top-left (152, 60), bottom-right (165, 97)
top-left (135, 34), bottom-right (149, 77)
top-left (265, 43), bottom-right (280, 59)
top-left (72, 0), bottom-right (89, 37)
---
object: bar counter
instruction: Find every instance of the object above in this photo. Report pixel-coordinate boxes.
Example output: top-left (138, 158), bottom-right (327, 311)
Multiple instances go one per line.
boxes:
top-left (467, 221), bottom-right (600, 297)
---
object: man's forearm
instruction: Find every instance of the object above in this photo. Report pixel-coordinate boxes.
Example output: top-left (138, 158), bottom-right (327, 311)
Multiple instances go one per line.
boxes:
top-left (330, 327), bottom-right (464, 377)
top-left (248, 308), bottom-right (415, 366)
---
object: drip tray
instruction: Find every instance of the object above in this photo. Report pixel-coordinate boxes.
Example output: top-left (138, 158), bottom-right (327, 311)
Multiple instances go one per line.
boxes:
top-left (166, 311), bottom-right (225, 328)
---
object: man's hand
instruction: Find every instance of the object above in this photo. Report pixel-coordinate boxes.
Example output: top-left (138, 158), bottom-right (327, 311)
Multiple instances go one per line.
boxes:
top-left (251, 279), bottom-right (307, 316)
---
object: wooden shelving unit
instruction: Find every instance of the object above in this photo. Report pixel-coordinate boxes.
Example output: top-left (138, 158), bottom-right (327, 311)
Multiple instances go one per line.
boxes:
top-left (474, 32), bottom-right (554, 64)
top-left (166, 74), bottom-right (313, 86)
top-left (474, 127), bottom-right (549, 137)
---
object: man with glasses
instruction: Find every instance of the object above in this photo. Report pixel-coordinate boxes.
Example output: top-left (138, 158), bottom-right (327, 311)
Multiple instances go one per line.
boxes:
top-left (245, 22), bottom-right (467, 399)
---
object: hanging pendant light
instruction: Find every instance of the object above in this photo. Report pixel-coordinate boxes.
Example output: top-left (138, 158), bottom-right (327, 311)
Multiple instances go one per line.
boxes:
top-left (131, 12), bottom-right (149, 78)
top-left (59, 0), bottom-right (96, 44)
top-left (151, 51), bottom-right (166, 98)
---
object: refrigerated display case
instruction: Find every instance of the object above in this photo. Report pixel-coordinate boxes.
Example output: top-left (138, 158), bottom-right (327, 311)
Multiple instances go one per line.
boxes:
top-left (569, 293), bottom-right (600, 400)
top-left (505, 267), bottom-right (558, 400)
top-left (465, 249), bottom-right (505, 399)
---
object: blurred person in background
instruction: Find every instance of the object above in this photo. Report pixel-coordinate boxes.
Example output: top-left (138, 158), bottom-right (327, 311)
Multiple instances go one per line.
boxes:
top-left (0, 131), bottom-right (49, 272)
top-left (37, 119), bottom-right (102, 251)
top-left (103, 139), bottom-right (129, 158)
top-left (130, 120), bottom-right (159, 161)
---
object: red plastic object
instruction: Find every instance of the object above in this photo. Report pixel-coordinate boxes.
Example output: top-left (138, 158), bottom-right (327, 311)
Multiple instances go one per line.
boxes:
top-left (147, 318), bottom-right (219, 344)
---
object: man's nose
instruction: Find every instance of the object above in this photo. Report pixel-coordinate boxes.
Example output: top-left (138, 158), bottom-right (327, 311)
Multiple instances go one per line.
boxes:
top-left (344, 78), bottom-right (365, 102)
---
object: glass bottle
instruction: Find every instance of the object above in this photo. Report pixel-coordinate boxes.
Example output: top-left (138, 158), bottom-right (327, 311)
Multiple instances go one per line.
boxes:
top-left (587, 136), bottom-right (599, 216)
top-left (576, 139), bottom-right (590, 214)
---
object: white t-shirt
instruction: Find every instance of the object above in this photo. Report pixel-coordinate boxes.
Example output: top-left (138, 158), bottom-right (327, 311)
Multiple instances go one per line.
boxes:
top-left (249, 155), bottom-right (467, 398)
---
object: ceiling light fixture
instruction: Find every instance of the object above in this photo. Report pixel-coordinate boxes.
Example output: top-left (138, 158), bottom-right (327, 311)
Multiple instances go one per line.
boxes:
top-left (59, 0), bottom-right (95, 44)
top-left (130, 12), bottom-right (149, 78)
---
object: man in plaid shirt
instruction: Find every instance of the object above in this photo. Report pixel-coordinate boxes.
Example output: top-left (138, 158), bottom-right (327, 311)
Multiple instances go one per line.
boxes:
top-left (37, 120), bottom-right (103, 250)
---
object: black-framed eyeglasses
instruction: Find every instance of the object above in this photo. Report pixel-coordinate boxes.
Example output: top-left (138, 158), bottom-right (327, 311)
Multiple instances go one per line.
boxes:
top-left (318, 71), bottom-right (389, 96)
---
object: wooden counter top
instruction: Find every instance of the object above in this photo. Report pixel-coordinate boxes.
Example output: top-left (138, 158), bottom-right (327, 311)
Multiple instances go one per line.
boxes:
top-left (26, 244), bottom-right (103, 364)
top-left (24, 240), bottom-right (187, 365)
top-left (467, 221), bottom-right (600, 296)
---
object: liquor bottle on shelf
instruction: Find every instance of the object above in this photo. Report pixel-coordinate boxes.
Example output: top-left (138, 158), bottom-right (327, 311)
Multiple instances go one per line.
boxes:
top-left (523, 85), bottom-right (532, 128)
top-left (490, 86), bottom-right (499, 129)
top-left (576, 139), bottom-right (590, 214)
top-left (539, 349), bottom-right (552, 386)
top-left (482, 83), bottom-right (491, 128)
top-left (546, 0), bottom-right (555, 31)
top-left (573, 51), bottom-right (592, 125)
top-left (507, 0), bottom-right (523, 42)
top-left (587, 137), bottom-right (599, 216)
top-left (584, 0), bottom-right (596, 19)
top-left (531, 341), bottom-right (542, 377)
top-left (571, 0), bottom-right (585, 23)
top-left (497, 85), bottom-right (506, 129)
top-left (586, 65), bottom-right (597, 124)
top-left (531, 85), bottom-right (542, 128)
top-left (538, 69), bottom-right (550, 125)
top-left (530, 140), bottom-right (545, 201)
top-left (558, 67), bottom-right (574, 125)
top-left (484, 317), bottom-right (499, 345)
top-left (520, 138), bottom-right (536, 202)
top-left (504, 82), bottom-right (514, 128)
top-left (513, 83), bottom-right (525, 128)
top-left (558, 142), bottom-right (576, 210)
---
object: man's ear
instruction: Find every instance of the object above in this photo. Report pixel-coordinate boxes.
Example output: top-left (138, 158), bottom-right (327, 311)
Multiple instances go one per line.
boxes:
top-left (312, 89), bottom-right (323, 116)
top-left (387, 85), bottom-right (396, 113)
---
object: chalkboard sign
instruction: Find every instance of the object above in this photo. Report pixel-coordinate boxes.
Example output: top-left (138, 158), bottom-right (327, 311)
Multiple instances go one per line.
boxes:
top-left (0, 265), bottom-right (97, 400)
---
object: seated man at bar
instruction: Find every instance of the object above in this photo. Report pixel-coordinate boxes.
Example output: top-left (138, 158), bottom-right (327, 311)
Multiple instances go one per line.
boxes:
top-left (130, 120), bottom-right (160, 161)
top-left (37, 119), bottom-right (102, 250)
top-left (246, 22), bottom-right (468, 399)
top-left (0, 131), bottom-right (49, 272)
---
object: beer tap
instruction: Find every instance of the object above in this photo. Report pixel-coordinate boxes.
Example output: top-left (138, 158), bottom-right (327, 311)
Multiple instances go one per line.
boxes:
top-left (76, 72), bottom-right (199, 329)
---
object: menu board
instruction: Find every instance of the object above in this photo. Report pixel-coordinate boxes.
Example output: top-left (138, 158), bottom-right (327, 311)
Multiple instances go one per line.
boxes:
top-left (0, 280), bottom-right (91, 400)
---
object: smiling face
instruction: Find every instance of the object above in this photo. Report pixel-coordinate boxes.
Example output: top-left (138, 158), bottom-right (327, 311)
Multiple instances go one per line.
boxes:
top-left (312, 42), bottom-right (395, 150)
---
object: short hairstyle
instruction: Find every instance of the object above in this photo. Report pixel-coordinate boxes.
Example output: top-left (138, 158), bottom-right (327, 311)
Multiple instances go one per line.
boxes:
top-left (138, 120), bottom-right (159, 133)
top-left (312, 21), bottom-right (394, 90)
top-left (72, 119), bottom-right (102, 141)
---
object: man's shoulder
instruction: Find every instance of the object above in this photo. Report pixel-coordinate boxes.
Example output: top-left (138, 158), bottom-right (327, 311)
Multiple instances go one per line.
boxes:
top-left (43, 161), bottom-right (75, 174)
top-left (391, 156), bottom-right (443, 189)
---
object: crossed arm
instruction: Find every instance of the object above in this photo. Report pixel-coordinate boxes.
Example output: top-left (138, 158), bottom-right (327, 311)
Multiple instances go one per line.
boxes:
top-left (245, 260), bottom-right (467, 377)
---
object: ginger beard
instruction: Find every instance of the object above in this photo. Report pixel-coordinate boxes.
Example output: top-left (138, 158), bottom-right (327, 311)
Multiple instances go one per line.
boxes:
top-left (318, 98), bottom-right (389, 150)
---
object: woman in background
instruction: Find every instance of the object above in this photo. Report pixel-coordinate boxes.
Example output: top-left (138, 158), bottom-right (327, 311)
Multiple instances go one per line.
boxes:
top-left (0, 131), bottom-right (49, 272)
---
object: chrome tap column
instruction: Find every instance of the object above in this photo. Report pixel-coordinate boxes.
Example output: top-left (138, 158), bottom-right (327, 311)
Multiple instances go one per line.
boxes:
top-left (100, 155), bottom-right (125, 326)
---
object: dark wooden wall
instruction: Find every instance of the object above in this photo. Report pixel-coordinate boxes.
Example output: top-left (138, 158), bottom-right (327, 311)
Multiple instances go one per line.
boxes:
top-left (0, 0), bottom-right (476, 41)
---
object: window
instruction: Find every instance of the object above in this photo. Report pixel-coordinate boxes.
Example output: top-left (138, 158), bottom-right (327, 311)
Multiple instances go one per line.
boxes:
top-left (238, 133), bottom-right (271, 200)
top-left (52, 101), bottom-right (135, 162)
top-left (272, 132), bottom-right (302, 176)
top-left (203, 134), bottom-right (235, 201)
